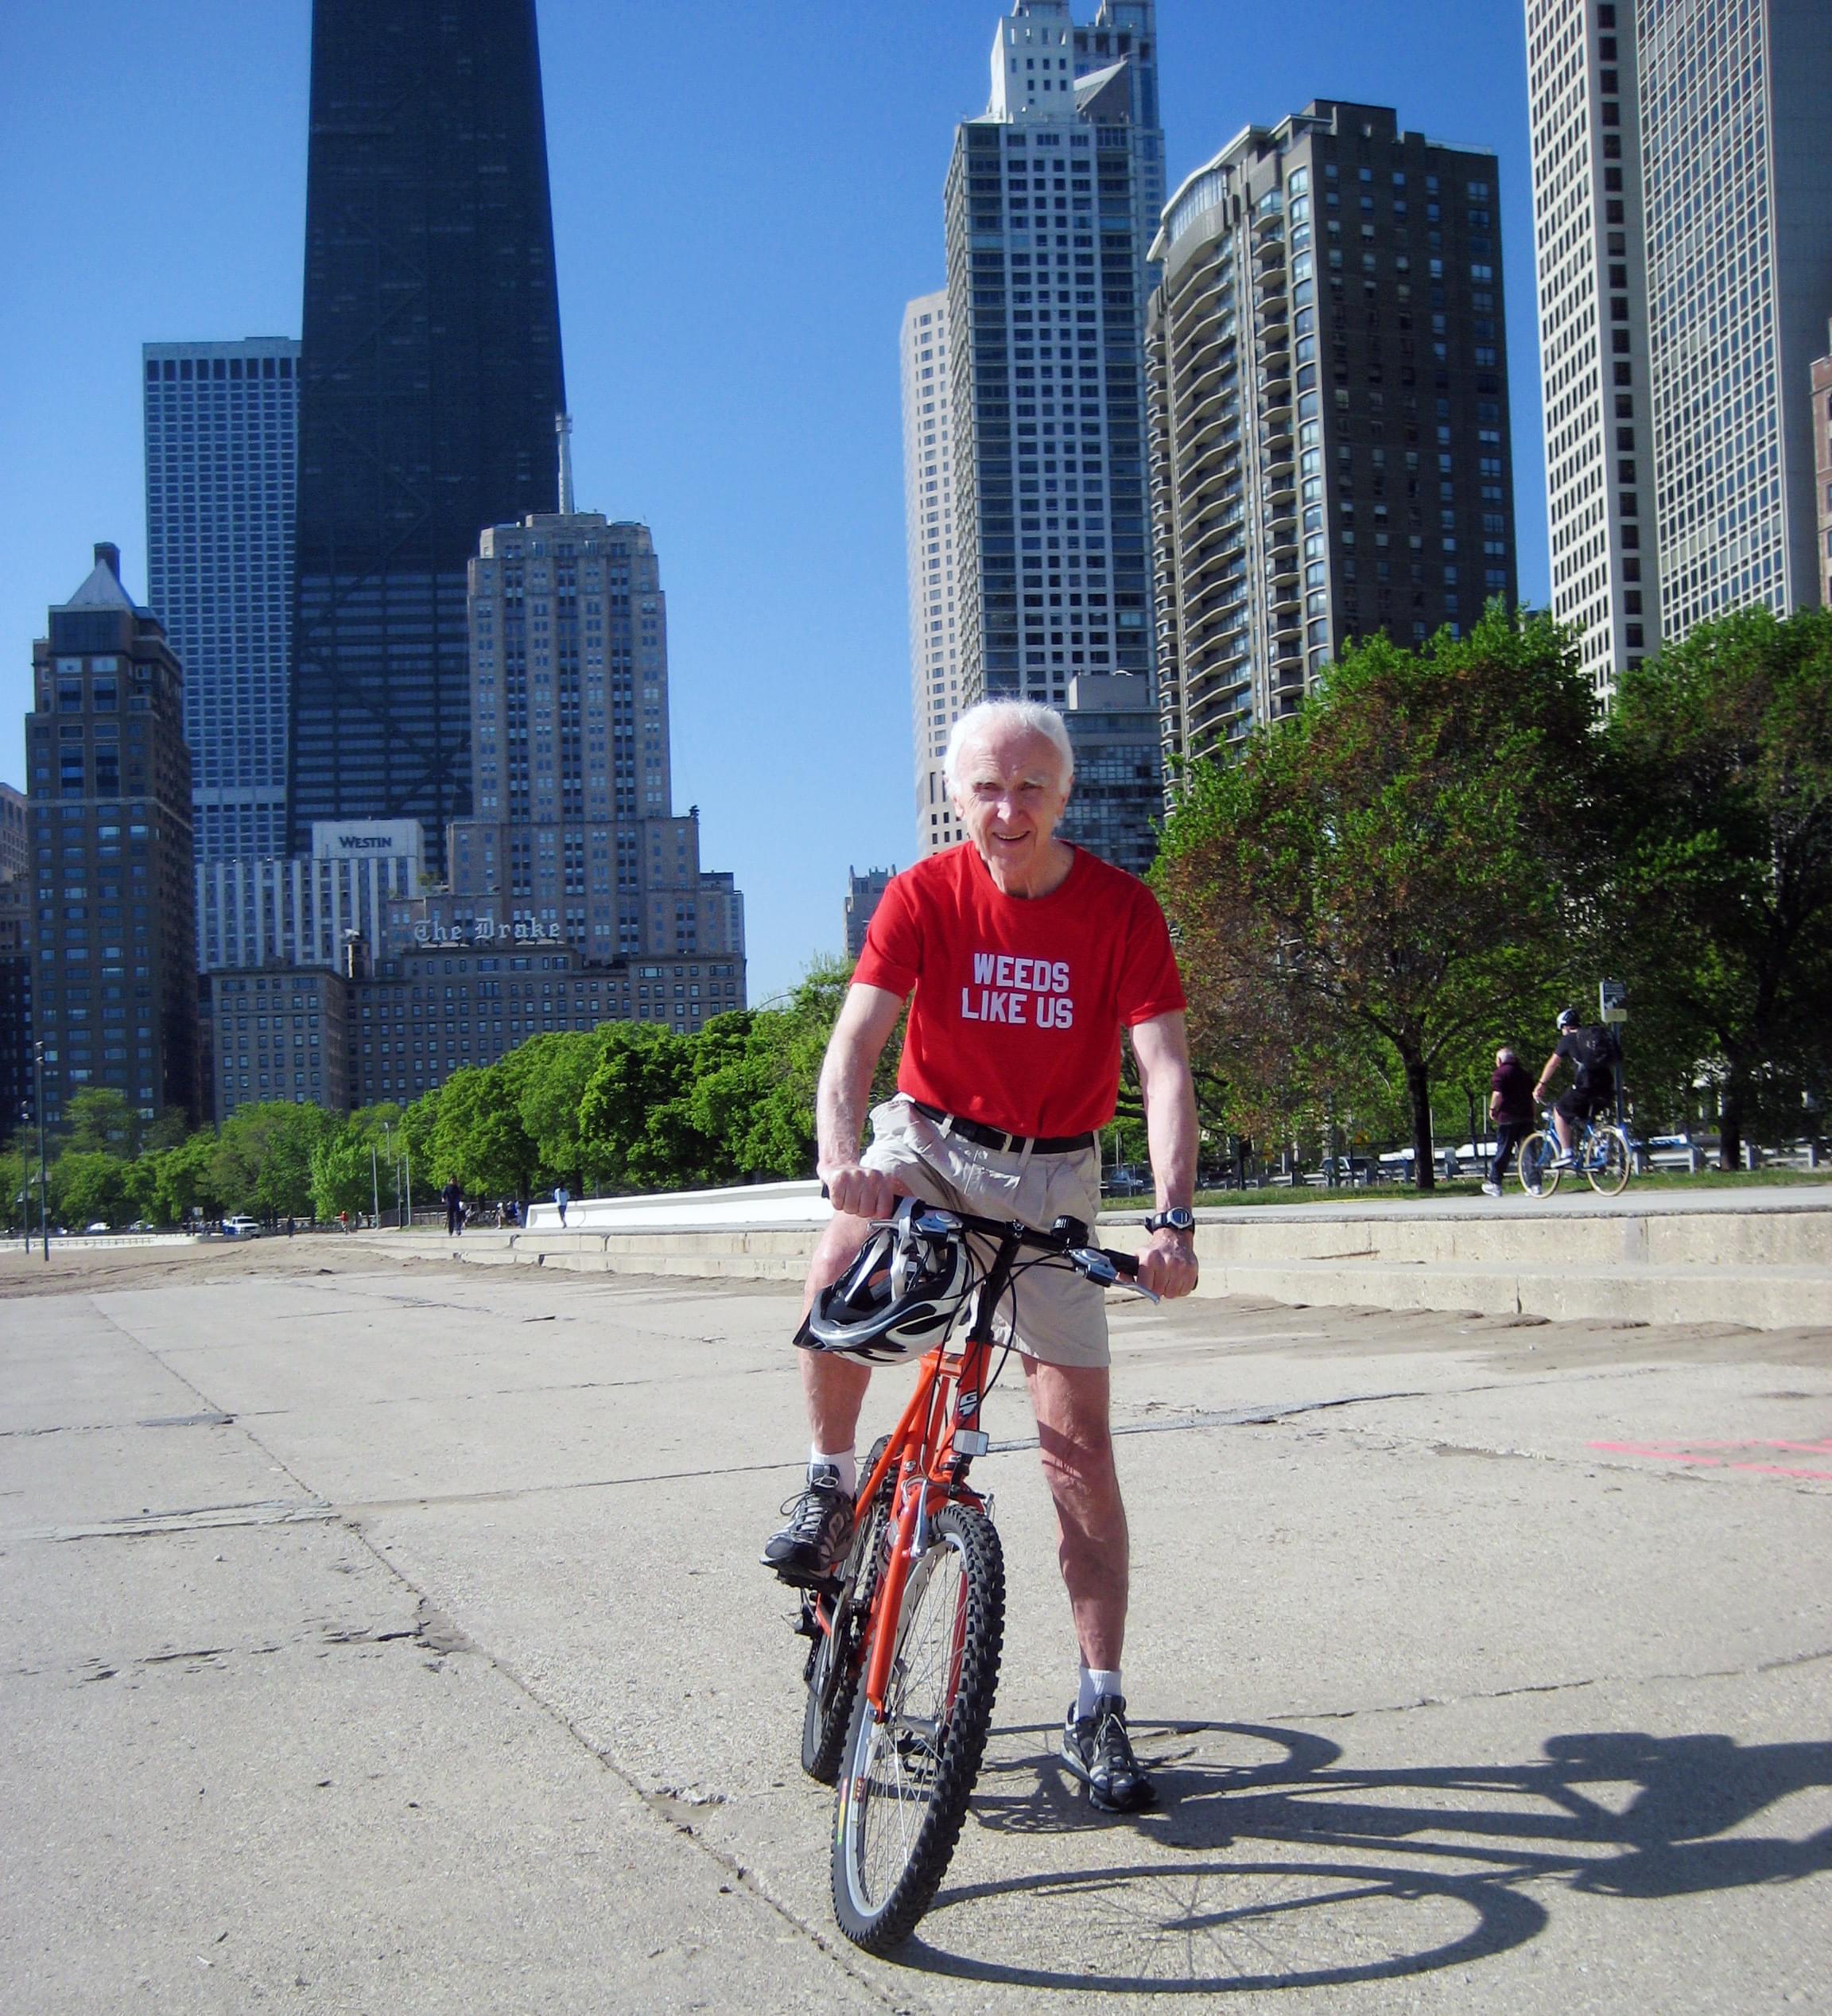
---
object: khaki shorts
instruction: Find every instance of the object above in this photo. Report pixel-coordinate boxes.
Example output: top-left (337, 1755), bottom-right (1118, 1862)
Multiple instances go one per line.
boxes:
top-left (860, 1096), bottom-right (1108, 1369)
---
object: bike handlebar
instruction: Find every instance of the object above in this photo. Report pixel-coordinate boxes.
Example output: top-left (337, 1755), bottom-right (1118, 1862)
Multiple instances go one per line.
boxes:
top-left (902, 1201), bottom-right (1156, 1301)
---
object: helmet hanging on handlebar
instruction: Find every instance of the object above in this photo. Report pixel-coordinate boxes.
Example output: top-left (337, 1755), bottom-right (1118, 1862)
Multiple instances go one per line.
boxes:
top-left (802, 1199), bottom-right (973, 1364)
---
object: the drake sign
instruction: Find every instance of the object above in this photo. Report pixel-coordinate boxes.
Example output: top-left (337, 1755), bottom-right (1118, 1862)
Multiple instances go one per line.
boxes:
top-left (413, 915), bottom-right (566, 947)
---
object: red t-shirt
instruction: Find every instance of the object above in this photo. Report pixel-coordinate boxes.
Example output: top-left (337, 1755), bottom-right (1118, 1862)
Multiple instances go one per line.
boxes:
top-left (852, 844), bottom-right (1186, 1138)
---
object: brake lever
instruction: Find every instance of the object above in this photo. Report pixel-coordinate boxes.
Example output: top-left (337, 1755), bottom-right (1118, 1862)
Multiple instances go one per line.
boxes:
top-left (1067, 1247), bottom-right (1161, 1303)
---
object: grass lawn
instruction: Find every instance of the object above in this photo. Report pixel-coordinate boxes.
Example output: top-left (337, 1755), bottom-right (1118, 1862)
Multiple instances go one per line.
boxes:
top-left (1152, 1166), bottom-right (1832, 1210)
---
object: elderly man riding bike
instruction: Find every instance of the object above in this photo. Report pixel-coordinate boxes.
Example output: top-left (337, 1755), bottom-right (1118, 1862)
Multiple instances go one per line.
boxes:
top-left (762, 698), bottom-right (1200, 1812)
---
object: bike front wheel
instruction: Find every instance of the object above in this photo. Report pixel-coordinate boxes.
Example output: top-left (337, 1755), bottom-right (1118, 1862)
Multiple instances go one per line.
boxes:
top-left (1586, 1126), bottom-right (1632, 1196)
top-left (832, 1502), bottom-right (1004, 1953)
top-left (802, 1435), bottom-right (893, 1785)
top-left (1518, 1131), bottom-right (1561, 1197)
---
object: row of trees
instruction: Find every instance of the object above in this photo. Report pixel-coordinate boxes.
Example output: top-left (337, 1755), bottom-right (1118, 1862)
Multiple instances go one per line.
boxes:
top-left (1153, 604), bottom-right (1832, 1182)
top-left (6, 604), bottom-right (1824, 1221)
top-left (2, 961), bottom-right (884, 1232)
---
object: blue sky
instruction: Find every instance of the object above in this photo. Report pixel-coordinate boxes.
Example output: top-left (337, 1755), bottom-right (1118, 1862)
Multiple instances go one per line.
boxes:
top-left (0, 0), bottom-right (1548, 1002)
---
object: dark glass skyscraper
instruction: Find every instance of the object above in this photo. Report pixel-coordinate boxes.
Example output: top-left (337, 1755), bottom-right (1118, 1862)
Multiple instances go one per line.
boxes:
top-left (289, 0), bottom-right (567, 870)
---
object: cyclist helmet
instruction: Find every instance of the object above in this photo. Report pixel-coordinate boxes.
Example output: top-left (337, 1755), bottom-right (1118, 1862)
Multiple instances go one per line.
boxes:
top-left (1556, 1006), bottom-right (1579, 1031)
top-left (803, 1200), bottom-right (972, 1364)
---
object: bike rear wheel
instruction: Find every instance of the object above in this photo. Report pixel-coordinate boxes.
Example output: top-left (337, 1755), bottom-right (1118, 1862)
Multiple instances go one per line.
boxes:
top-left (1586, 1125), bottom-right (1632, 1196)
top-left (802, 1435), bottom-right (893, 1784)
top-left (832, 1502), bottom-right (1004, 1953)
top-left (1518, 1130), bottom-right (1561, 1197)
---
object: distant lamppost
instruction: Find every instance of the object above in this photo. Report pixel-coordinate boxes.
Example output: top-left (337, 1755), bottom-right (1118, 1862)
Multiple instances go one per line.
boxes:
top-left (34, 1041), bottom-right (49, 1261)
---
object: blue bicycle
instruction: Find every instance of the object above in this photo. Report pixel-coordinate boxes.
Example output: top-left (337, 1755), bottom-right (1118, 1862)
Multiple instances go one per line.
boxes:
top-left (1518, 1109), bottom-right (1632, 1197)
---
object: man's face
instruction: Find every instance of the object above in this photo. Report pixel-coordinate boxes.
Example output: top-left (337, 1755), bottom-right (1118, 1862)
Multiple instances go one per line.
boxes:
top-left (950, 725), bottom-right (1071, 887)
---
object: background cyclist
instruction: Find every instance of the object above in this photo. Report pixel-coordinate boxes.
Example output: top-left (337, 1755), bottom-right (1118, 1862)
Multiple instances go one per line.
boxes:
top-left (762, 698), bottom-right (1199, 1813)
top-left (1533, 1006), bottom-right (1617, 1167)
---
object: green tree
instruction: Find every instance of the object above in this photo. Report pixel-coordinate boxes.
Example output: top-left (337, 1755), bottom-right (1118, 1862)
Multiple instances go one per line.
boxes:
top-left (308, 1105), bottom-right (406, 1222)
top-left (3, 1128), bottom-right (43, 1233)
top-left (1602, 606), bottom-right (1832, 1167)
top-left (49, 1149), bottom-right (130, 1229)
top-left (62, 1086), bottom-right (142, 1160)
top-left (1155, 608), bottom-right (1600, 1189)
top-left (685, 957), bottom-right (894, 1182)
top-left (211, 1101), bottom-right (333, 1219)
top-left (578, 1023), bottom-right (725, 1190)
top-left (427, 1065), bottom-right (535, 1198)
top-left (134, 1129), bottom-right (223, 1226)
top-left (514, 1031), bottom-right (611, 1193)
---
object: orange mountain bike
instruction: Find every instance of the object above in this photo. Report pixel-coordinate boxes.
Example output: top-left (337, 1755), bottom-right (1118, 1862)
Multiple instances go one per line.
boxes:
top-left (793, 1202), bottom-right (1152, 1952)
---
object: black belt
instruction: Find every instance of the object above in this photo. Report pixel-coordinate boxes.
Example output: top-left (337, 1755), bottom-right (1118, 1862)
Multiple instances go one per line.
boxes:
top-left (909, 1099), bottom-right (1096, 1157)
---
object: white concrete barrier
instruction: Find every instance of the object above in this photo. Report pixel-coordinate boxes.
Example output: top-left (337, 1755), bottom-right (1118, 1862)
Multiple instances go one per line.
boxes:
top-left (524, 1179), bottom-right (830, 1235)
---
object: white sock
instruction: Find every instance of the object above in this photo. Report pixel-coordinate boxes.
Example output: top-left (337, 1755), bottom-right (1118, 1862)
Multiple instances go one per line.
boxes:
top-left (810, 1446), bottom-right (857, 1498)
top-left (1076, 1665), bottom-right (1124, 1718)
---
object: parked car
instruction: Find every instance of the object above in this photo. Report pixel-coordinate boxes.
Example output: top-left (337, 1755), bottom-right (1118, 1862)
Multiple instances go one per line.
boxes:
top-left (1102, 1165), bottom-right (1150, 1198)
top-left (1646, 1132), bottom-right (1710, 1171)
top-left (221, 1215), bottom-right (262, 1239)
top-left (85, 1220), bottom-right (111, 1233)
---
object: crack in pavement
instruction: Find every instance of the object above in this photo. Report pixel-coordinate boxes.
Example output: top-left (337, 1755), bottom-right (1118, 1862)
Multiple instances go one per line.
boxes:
top-left (1263, 1643), bottom-right (1832, 1726)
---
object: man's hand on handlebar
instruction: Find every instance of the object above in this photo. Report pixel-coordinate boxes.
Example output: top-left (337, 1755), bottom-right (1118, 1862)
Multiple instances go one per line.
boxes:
top-left (819, 1162), bottom-right (909, 1222)
top-left (1137, 1228), bottom-right (1198, 1300)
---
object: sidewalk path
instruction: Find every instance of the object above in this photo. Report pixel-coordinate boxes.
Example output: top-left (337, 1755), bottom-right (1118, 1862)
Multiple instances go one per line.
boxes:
top-left (2, 1241), bottom-right (1827, 2011)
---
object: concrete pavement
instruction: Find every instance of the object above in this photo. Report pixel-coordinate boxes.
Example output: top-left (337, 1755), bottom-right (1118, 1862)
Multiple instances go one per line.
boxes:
top-left (2, 1237), bottom-right (1829, 2012)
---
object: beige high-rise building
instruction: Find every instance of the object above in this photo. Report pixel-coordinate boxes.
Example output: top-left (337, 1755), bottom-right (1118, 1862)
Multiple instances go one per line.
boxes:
top-left (901, 294), bottom-right (966, 856)
top-left (433, 506), bottom-right (746, 1038)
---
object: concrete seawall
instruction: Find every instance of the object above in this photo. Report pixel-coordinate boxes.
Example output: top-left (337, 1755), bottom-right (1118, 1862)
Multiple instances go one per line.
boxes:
top-left (371, 1188), bottom-right (1832, 1330)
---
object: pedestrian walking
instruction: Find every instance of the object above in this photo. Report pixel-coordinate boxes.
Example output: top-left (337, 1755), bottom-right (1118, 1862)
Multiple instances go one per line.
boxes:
top-left (1484, 1047), bottom-right (1536, 1194)
top-left (553, 1183), bottom-right (570, 1227)
top-left (442, 1178), bottom-right (464, 1237)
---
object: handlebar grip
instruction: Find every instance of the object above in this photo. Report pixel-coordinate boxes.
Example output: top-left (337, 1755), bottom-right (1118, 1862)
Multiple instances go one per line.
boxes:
top-left (1107, 1248), bottom-right (1139, 1279)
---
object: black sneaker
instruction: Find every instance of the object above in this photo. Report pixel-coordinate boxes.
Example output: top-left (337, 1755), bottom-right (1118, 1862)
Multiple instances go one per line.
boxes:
top-left (761, 1464), bottom-right (853, 1586)
top-left (1061, 1693), bottom-right (1157, 1812)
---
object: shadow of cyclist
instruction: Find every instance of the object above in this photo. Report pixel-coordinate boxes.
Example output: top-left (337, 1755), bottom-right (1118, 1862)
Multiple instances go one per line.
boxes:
top-left (890, 1717), bottom-right (1832, 1991)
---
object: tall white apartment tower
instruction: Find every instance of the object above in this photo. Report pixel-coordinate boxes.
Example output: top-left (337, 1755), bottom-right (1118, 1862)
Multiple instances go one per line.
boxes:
top-left (900, 293), bottom-right (966, 855)
top-left (1524, 1), bottom-right (1659, 697)
top-left (935, 0), bottom-right (1167, 876)
top-left (1526, 0), bottom-right (1832, 685)
top-left (1634, 0), bottom-right (1832, 633)
top-left (143, 339), bottom-right (300, 859)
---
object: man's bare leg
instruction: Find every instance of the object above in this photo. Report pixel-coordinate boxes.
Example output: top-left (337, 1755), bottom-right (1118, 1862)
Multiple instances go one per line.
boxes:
top-left (800, 1212), bottom-right (876, 1455)
top-left (1023, 1357), bottom-right (1128, 1671)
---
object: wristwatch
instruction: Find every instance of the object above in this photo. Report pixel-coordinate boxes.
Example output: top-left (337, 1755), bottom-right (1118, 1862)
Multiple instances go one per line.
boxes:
top-left (1143, 1207), bottom-right (1196, 1235)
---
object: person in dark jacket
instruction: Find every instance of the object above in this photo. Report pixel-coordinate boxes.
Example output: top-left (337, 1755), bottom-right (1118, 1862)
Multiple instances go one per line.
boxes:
top-left (1483, 1047), bottom-right (1536, 1194)
top-left (442, 1179), bottom-right (464, 1237)
top-left (1535, 1007), bottom-right (1617, 1164)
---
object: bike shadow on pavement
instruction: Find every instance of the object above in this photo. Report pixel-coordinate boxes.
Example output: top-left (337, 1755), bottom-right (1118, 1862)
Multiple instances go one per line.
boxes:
top-left (891, 1719), bottom-right (1832, 1992)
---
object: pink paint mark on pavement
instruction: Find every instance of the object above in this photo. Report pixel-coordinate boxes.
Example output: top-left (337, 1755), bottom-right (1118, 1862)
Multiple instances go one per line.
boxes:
top-left (1588, 1436), bottom-right (1832, 1481)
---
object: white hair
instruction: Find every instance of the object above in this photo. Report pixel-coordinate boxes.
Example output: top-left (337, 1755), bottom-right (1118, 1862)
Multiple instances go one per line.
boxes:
top-left (943, 701), bottom-right (1074, 791)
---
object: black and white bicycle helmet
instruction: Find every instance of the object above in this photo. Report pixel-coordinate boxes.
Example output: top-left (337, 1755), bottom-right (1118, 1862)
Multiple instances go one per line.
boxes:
top-left (803, 1200), bottom-right (973, 1364)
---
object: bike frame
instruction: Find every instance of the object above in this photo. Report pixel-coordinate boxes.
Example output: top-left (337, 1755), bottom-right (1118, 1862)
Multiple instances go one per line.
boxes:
top-left (809, 1209), bottom-right (1114, 1721)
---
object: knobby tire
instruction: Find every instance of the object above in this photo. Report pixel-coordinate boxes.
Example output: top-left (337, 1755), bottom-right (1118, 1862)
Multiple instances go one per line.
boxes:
top-left (832, 1502), bottom-right (1005, 1953)
top-left (802, 1435), bottom-right (893, 1785)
